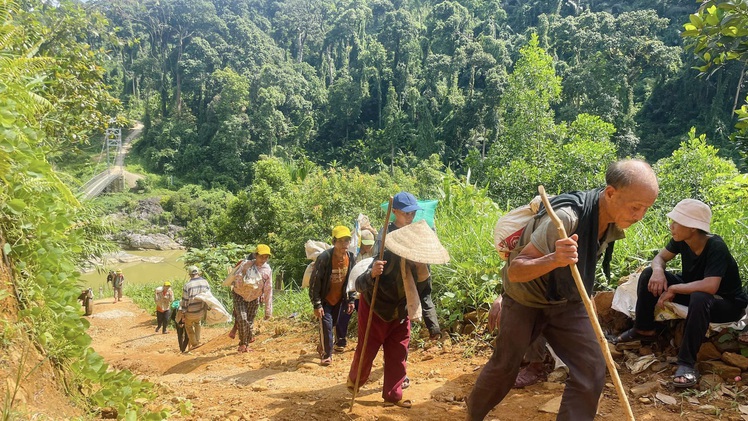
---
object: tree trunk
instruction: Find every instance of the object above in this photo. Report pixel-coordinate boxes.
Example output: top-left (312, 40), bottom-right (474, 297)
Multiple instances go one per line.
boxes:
top-left (733, 63), bottom-right (746, 116)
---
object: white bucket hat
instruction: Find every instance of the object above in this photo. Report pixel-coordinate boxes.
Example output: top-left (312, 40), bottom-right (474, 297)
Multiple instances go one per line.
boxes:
top-left (666, 199), bottom-right (711, 233)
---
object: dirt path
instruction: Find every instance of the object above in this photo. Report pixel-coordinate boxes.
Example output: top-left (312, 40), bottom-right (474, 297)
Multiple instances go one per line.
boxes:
top-left (87, 298), bottom-right (724, 420)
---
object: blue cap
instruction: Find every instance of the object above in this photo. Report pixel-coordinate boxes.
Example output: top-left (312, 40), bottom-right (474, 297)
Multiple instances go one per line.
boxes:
top-left (393, 191), bottom-right (422, 212)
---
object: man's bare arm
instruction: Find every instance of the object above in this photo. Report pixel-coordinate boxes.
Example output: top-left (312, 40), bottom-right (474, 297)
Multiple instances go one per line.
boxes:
top-left (507, 234), bottom-right (579, 283)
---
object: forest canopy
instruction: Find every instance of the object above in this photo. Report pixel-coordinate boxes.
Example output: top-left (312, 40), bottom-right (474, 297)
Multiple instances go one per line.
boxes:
top-left (84, 0), bottom-right (748, 193)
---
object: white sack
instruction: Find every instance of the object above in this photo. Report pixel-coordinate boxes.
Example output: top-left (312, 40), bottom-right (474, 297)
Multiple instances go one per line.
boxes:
top-left (194, 292), bottom-right (232, 325)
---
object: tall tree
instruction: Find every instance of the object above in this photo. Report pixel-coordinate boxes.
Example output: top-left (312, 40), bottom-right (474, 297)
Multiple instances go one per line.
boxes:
top-left (682, 0), bottom-right (748, 166)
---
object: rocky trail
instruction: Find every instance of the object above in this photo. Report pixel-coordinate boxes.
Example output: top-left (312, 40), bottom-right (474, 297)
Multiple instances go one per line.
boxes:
top-left (87, 297), bottom-right (742, 420)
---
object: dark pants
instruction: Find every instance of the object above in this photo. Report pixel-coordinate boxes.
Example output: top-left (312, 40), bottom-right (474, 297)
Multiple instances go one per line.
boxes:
top-left (416, 277), bottom-right (440, 336)
top-left (156, 309), bottom-right (171, 333)
top-left (348, 297), bottom-right (410, 403)
top-left (466, 295), bottom-right (605, 421)
top-left (526, 335), bottom-right (547, 363)
top-left (321, 301), bottom-right (344, 358)
top-left (336, 299), bottom-right (358, 348)
top-left (171, 310), bottom-right (188, 352)
top-left (635, 267), bottom-right (746, 367)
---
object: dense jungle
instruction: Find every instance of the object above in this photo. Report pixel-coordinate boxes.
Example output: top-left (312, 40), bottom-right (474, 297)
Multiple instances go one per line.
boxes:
top-left (2, 0), bottom-right (748, 419)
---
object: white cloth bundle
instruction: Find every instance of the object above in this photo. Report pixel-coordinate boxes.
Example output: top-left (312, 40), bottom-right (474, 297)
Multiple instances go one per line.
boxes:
top-left (302, 240), bottom-right (333, 288)
top-left (194, 292), bottom-right (232, 325)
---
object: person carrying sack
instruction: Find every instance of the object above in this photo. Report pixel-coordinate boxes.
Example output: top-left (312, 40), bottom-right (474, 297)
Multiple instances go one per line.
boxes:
top-left (465, 159), bottom-right (659, 421)
top-left (309, 226), bottom-right (356, 365)
top-left (223, 245), bottom-right (273, 353)
top-left (112, 269), bottom-right (125, 303)
top-left (178, 265), bottom-right (210, 352)
top-left (347, 220), bottom-right (449, 408)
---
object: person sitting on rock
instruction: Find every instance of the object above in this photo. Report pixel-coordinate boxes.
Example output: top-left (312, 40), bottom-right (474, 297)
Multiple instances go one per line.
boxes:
top-left (613, 199), bottom-right (748, 388)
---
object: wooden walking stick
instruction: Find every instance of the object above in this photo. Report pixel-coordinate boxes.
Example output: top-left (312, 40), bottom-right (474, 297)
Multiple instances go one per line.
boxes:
top-left (537, 185), bottom-right (635, 421)
top-left (349, 196), bottom-right (394, 412)
top-left (318, 317), bottom-right (325, 358)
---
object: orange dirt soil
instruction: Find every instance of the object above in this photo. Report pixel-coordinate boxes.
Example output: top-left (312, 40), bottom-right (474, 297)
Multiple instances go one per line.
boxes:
top-left (87, 297), bottom-right (734, 420)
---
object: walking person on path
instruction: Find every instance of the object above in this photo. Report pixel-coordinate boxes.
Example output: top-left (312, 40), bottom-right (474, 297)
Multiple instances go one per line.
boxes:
top-left (178, 265), bottom-right (210, 352)
top-left (155, 281), bottom-right (174, 334)
top-left (348, 219), bottom-right (449, 408)
top-left (223, 245), bottom-right (273, 353)
top-left (111, 269), bottom-right (125, 303)
top-left (465, 159), bottom-right (659, 420)
top-left (335, 227), bottom-right (378, 352)
top-left (373, 192), bottom-right (441, 340)
top-left (309, 226), bottom-right (356, 365)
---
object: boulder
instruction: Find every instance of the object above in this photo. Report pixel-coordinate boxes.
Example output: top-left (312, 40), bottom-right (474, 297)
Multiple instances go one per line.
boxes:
top-left (133, 197), bottom-right (164, 220)
top-left (697, 342), bottom-right (723, 361)
top-left (714, 336), bottom-right (741, 353)
top-left (124, 233), bottom-right (182, 250)
top-left (697, 360), bottom-right (741, 381)
top-left (698, 373), bottom-right (722, 391)
top-left (594, 291), bottom-right (631, 333)
top-left (722, 352), bottom-right (748, 371)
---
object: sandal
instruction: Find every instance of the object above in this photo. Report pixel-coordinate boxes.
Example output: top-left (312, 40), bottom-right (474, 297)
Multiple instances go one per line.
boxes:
top-left (514, 362), bottom-right (545, 388)
top-left (611, 327), bottom-right (656, 344)
top-left (384, 399), bottom-right (412, 408)
top-left (672, 365), bottom-right (699, 388)
top-left (237, 345), bottom-right (248, 353)
top-left (320, 357), bottom-right (332, 366)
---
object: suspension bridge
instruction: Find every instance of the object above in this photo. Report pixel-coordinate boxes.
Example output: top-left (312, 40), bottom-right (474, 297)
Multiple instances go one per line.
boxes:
top-left (79, 123), bottom-right (143, 200)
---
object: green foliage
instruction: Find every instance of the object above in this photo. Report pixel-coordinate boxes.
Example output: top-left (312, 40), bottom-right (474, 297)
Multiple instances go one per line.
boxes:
top-left (654, 128), bottom-right (739, 210)
top-left (473, 38), bottom-right (617, 207)
top-left (207, 156), bottom-right (440, 283)
top-left (0, 1), bottom-right (163, 418)
top-left (272, 289), bottom-right (312, 318)
top-left (682, 0), bottom-right (748, 166)
top-left (430, 172), bottom-right (503, 323)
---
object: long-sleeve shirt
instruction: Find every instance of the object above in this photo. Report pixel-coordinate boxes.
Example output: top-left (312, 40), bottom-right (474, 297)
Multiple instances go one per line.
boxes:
top-left (223, 260), bottom-right (274, 318)
top-left (180, 276), bottom-right (210, 316)
top-left (156, 288), bottom-right (174, 312)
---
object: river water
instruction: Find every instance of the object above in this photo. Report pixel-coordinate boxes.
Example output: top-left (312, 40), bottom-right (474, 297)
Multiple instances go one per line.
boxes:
top-left (79, 249), bottom-right (189, 290)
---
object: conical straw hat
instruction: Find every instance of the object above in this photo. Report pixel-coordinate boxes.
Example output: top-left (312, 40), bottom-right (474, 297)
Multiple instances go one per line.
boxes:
top-left (385, 220), bottom-right (450, 264)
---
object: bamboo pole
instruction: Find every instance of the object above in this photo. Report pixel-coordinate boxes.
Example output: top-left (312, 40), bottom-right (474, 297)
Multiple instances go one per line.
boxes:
top-left (537, 185), bottom-right (634, 421)
top-left (349, 196), bottom-right (394, 412)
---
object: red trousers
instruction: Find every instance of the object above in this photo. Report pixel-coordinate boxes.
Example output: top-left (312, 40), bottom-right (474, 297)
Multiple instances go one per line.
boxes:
top-left (347, 297), bottom-right (410, 402)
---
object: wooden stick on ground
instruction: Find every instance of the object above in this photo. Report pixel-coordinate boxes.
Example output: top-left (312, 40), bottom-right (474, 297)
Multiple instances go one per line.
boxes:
top-left (537, 185), bottom-right (635, 421)
top-left (350, 196), bottom-right (393, 412)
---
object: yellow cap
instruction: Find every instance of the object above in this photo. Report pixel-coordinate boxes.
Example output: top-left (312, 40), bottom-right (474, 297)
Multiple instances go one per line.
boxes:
top-left (163, 281), bottom-right (171, 287)
top-left (256, 244), bottom-right (271, 256)
top-left (116, 269), bottom-right (122, 274)
top-left (332, 225), bottom-right (352, 239)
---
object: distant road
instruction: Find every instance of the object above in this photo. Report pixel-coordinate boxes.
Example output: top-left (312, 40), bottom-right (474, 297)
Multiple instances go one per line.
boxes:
top-left (80, 123), bottom-right (143, 200)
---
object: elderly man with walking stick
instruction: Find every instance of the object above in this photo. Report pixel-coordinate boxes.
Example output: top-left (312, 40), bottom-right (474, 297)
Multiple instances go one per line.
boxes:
top-left (466, 159), bottom-right (658, 421)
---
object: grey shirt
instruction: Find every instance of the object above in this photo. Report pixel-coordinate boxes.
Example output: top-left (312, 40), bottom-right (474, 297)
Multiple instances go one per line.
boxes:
top-left (503, 207), bottom-right (624, 308)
